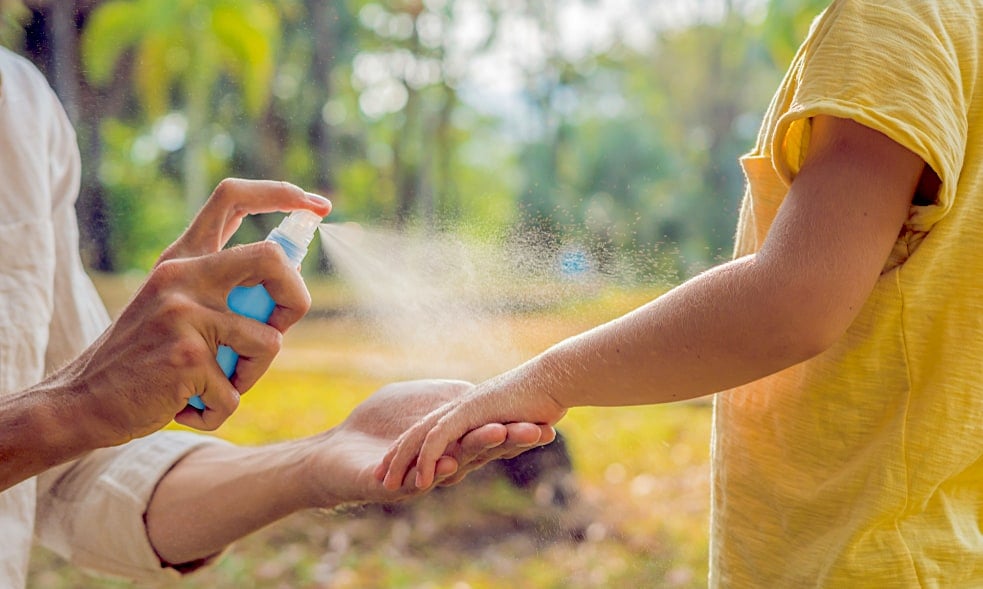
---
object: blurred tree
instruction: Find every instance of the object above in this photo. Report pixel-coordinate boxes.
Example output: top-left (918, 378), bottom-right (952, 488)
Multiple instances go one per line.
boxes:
top-left (13, 1), bottom-right (118, 271)
top-left (762, 0), bottom-right (830, 67)
top-left (2, 0), bottom-right (833, 276)
top-left (81, 0), bottom-right (280, 214)
top-left (651, 8), bottom-right (771, 264)
top-left (0, 0), bottom-right (28, 48)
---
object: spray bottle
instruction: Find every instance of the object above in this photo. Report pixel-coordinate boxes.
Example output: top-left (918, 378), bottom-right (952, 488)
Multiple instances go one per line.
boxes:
top-left (188, 209), bottom-right (322, 410)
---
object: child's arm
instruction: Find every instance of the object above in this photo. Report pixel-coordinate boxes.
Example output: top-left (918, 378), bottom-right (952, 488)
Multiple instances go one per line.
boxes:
top-left (379, 115), bottom-right (931, 490)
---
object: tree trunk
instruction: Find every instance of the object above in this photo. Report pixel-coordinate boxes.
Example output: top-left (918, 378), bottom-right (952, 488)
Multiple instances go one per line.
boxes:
top-left (183, 71), bottom-right (211, 218)
top-left (31, 2), bottom-right (115, 270)
top-left (307, 0), bottom-right (337, 197)
top-left (306, 0), bottom-right (339, 273)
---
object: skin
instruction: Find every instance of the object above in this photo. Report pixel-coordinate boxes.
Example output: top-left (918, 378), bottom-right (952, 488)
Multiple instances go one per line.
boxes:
top-left (377, 115), bottom-right (934, 490)
top-left (0, 177), bottom-right (553, 569)
top-left (145, 379), bottom-right (554, 566)
top-left (0, 178), bottom-right (332, 493)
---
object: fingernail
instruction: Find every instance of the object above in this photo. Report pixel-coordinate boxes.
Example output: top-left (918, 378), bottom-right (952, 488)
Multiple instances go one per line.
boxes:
top-left (306, 192), bottom-right (331, 206)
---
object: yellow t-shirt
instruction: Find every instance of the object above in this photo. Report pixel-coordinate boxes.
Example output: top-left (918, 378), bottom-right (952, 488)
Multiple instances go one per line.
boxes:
top-left (712, 0), bottom-right (983, 586)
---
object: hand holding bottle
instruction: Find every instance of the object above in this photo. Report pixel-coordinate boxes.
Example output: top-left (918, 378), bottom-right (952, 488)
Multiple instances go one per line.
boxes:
top-left (59, 179), bottom-right (330, 443)
top-left (188, 208), bottom-right (322, 410)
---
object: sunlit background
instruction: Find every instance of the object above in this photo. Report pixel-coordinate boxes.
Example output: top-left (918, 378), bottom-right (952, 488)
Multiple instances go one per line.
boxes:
top-left (1, 1), bottom-right (829, 587)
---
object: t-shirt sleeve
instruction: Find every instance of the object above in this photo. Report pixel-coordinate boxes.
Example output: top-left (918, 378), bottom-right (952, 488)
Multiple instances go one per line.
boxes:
top-left (772, 0), bottom-right (972, 232)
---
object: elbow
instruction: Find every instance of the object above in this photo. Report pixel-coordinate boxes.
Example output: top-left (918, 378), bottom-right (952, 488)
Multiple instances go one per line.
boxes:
top-left (748, 254), bottom-right (862, 366)
top-left (793, 321), bottom-right (843, 362)
top-left (772, 300), bottom-right (853, 365)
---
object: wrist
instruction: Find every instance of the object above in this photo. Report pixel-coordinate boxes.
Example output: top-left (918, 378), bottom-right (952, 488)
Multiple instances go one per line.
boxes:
top-left (266, 439), bottom-right (320, 514)
top-left (518, 352), bottom-right (571, 414)
top-left (294, 429), bottom-right (353, 511)
top-left (42, 350), bottom-right (129, 450)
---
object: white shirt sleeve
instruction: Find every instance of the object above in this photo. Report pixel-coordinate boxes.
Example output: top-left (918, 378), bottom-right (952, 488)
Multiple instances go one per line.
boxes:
top-left (35, 432), bottom-right (232, 583)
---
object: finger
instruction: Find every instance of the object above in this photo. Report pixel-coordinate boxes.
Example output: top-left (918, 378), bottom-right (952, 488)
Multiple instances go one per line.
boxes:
top-left (414, 427), bottom-right (463, 490)
top-left (437, 428), bottom-right (500, 487)
top-left (457, 423), bottom-right (508, 463)
top-left (177, 241), bottom-right (312, 325)
top-left (436, 424), bottom-right (505, 483)
top-left (381, 427), bottom-right (430, 491)
top-left (223, 242), bottom-right (312, 332)
top-left (372, 459), bottom-right (388, 482)
top-left (372, 432), bottom-right (461, 482)
top-left (220, 321), bottom-right (283, 393)
top-left (496, 423), bottom-right (556, 459)
top-left (434, 456), bottom-right (459, 483)
top-left (173, 368), bottom-right (242, 430)
top-left (167, 179), bottom-right (331, 259)
top-left (378, 431), bottom-right (475, 488)
top-left (502, 422), bottom-right (545, 447)
top-left (380, 410), bottom-right (448, 492)
top-left (263, 269), bottom-right (312, 334)
top-left (178, 292), bottom-right (284, 384)
top-left (454, 422), bottom-right (541, 473)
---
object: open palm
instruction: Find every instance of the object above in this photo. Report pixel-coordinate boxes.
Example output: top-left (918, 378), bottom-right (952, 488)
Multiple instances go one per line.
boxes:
top-left (305, 380), bottom-right (554, 507)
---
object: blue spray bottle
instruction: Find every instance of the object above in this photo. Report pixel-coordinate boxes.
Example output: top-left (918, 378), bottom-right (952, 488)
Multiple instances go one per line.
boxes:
top-left (188, 209), bottom-right (322, 410)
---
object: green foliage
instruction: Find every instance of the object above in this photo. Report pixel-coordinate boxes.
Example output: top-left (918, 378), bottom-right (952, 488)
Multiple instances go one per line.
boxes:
top-left (0, 0), bottom-right (28, 48)
top-left (82, 0), bottom-right (279, 117)
top-left (762, 0), bottom-right (832, 67)
top-left (82, 0), bottom-right (282, 216)
top-left (21, 1), bottom-right (828, 274)
top-left (97, 118), bottom-right (187, 269)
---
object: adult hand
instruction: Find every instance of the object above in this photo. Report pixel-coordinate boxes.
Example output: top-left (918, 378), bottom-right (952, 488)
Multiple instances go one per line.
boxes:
top-left (65, 179), bottom-right (331, 444)
top-left (377, 368), bottom-right (567, 491)
top-left (302, 380), bottom-right (556, 507)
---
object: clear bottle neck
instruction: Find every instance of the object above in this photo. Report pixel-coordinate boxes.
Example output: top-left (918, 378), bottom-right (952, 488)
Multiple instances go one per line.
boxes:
top-left (266, 210), bottom-right (321, 266)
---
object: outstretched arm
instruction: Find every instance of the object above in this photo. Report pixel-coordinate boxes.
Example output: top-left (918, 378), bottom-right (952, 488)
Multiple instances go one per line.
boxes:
top-left (379, 115), bottom-right (930, 490)
top-left (144, 380), bottom-right (554, 567)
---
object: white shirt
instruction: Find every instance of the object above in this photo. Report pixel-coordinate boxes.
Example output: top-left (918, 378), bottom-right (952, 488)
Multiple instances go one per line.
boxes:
top-left (0, 46), bottom-right (221, 586)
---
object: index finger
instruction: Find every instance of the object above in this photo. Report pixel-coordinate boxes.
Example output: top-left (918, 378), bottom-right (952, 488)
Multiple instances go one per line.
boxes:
top-left (162, 179), bottom-right (332, 261)
top-left (187, 241), bottom-right (312, 327)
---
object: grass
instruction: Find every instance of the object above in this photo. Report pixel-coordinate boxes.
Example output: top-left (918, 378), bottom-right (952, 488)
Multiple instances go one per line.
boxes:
top-left (28, 276), bottom-right (712, 588)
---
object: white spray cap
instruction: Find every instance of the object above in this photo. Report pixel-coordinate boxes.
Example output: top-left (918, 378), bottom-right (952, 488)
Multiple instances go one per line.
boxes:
top-left (268, 210), bottom-right (323, 266)
top-left (277, 210), bottom-right (322, 248)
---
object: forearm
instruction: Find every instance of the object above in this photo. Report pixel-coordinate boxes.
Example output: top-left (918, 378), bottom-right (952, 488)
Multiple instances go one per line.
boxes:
top-left (0, 379), bottom-right (100, 492)
top-left (145, 439), bottom-right (319, 566)
top-left (524, 253), bottom-right (832, 408)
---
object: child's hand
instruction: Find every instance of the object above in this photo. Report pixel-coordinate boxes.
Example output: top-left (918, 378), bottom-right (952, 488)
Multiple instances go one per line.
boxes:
top-left (375, 373), bottom-right (567, 490)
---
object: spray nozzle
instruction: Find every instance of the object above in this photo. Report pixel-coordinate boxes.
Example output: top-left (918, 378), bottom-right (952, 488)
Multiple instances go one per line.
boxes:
top-left (267, 209), bottom-right (323, 266)
top-left (276, 210), bottom-right (322, 249)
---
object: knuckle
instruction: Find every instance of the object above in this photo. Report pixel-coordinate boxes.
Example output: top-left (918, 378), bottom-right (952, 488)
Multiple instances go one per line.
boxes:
top-left (212, 177), bottom-right (240, 199)
top-left (253, 241), bottom-right (288, 270)
top-left (156, 291), bottom-right (197, 323)
top-left (259, 326), bottom-right (283, 355)
top-left (146, 258), bottom-right (184, 290)
top-left (211, 178), bottom-right (250, 215)
top-left (163, 338), bottom-right (206, 370)
top-left (295, 285), bottom-right (313, 315)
